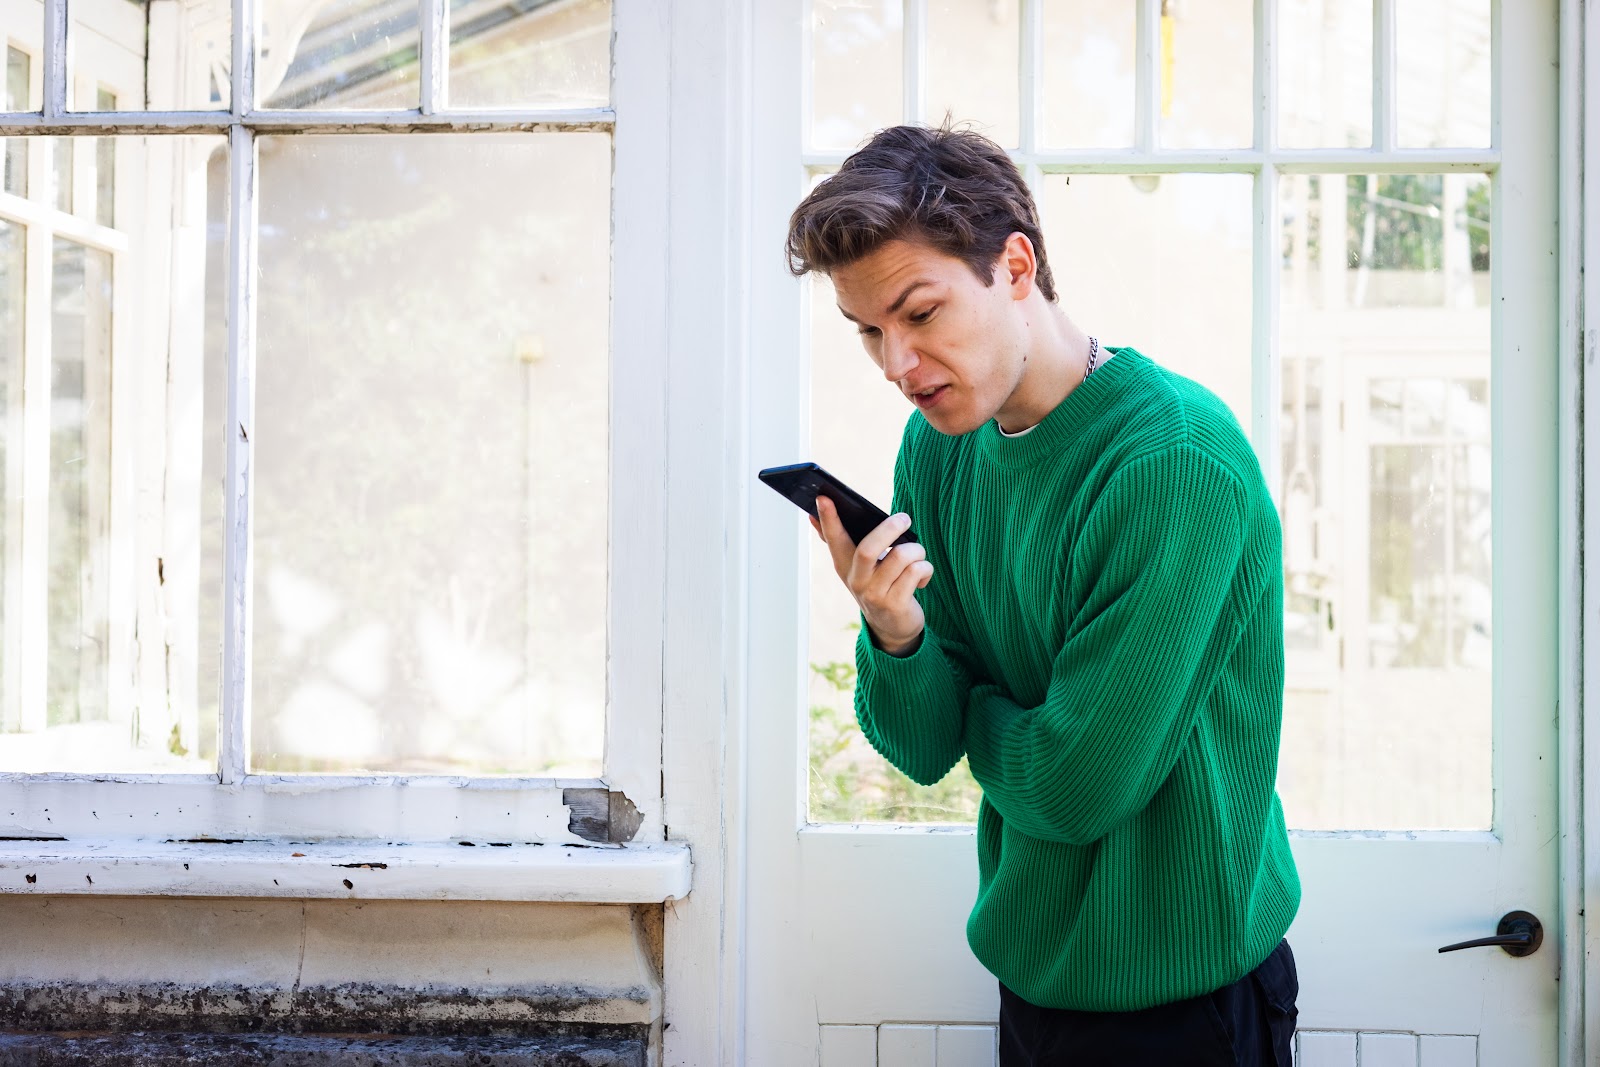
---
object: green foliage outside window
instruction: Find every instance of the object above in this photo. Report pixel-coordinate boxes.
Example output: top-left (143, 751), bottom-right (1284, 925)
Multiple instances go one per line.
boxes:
top-left (808, 634), bottom-right (981, 824)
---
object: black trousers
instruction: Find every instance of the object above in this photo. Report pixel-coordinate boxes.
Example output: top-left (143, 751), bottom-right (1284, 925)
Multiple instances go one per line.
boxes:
top-left (998, 940), bottom-right (1298, 1067)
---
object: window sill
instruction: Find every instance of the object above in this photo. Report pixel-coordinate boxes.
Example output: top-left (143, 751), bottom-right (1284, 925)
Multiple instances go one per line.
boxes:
top-left (0, 837), bottom-right (691, 903)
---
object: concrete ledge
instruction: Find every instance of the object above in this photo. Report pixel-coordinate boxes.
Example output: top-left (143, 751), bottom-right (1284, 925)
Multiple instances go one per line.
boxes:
top-left (0, 838), bottom-right (691, 903)
top-left (0, 1032), bottom-right (648, 1066)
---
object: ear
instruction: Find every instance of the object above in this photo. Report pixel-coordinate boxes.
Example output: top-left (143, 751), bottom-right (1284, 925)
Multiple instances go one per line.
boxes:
top-left (995, 232), bottom-right (1037, 299)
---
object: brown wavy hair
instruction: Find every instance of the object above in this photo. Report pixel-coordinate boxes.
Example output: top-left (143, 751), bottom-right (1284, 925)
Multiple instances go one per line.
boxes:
top-left (785, 123), bottom-right (1056, 302)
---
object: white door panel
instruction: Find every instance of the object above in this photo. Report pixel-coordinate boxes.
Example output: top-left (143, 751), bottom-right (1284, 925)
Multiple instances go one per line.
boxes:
top-left (749, 1), bottom-right (1560, 1064)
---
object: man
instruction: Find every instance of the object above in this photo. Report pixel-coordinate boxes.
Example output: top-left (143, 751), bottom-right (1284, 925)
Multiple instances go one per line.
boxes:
top-left (785, 123), bottom-right (1302, 1066)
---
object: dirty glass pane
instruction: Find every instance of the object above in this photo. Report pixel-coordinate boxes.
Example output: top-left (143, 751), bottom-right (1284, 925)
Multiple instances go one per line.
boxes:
top-left (1040, 2), bottom-right (1135, 149)
top-left (1279, 355), bottom-right (1325, 657)
top-left (806, 268), bottom-right (981, 825)
top-left (47, 239), bottom-right (113, 735)
top-left (261, 0), bottom-right (418, 110)
top-left (0, 136), bottom-right (226, 775)
top-left (53, 140), bottom-right (72, 214)
top-left (1395, 0), bottom-right (1490, 148)
top-left (1277, 0), bottom-right (1372, 148)
top-left (811, 0), bottom-right (903, 152)
top-left (0, 223), bottom-right (19, 740)
top-left (252, 133), bottom-right (609, 777)
top-left (449, 0), bottom-right (609, 110)
top-left (95, 91), bottom-right (115, 227)
top-left (1368, 444), bottom-right (1450, 668)
top-left (1040, 173), bottom-right (1254, 424)
top-left (926, 0), bottom-right (1019, 148)
top-left (4, 47), bottom-right (30, 197)
top-left (70, 0), bottom-right (231, 111)
top-left (1276, 171), bottom-right (1492, 831)
top-left (1158, 0), bottom-right (1254, 149)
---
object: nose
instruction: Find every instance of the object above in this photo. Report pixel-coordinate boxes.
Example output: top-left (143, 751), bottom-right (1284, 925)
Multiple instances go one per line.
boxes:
top-left (880, 329), bottom-right (918, 384)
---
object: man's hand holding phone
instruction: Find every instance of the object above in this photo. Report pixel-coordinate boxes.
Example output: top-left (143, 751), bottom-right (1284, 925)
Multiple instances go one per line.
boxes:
top-left (811, 496), bottom-right (933, 658)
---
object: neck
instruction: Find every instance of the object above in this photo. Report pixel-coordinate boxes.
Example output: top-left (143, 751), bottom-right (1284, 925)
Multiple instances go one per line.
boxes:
top-left (992, 300), bottom-right (1095, 435)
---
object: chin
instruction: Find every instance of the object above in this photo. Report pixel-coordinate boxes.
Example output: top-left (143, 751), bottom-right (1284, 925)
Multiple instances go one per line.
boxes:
top-left (921, 408), bottom-right (988, 437)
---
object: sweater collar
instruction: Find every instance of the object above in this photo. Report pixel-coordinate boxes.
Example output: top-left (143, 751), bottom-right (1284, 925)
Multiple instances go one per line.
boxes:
top-left (974, 346), bottom-right (1145, 469)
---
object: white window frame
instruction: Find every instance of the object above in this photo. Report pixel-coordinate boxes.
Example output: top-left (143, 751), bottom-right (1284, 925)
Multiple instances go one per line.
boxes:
top-left (0, 0), bottom-right (677, 857)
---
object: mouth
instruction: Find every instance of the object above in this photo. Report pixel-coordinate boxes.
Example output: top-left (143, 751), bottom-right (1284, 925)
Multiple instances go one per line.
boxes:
top-left (907, 385), bottom-right (950, 410)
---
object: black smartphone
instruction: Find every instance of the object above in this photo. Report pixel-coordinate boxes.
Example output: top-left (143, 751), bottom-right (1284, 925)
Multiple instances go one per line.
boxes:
top-left (758, 462), bottom-right (917, 548)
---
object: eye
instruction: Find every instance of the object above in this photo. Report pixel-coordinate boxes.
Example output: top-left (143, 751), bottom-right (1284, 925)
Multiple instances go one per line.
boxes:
top-left (909, 306), bottom-right (937, 324)
top-left (857, 325), bottom-right (880, 337)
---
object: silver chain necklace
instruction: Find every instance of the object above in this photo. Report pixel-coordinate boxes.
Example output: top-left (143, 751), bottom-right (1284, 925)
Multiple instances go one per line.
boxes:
top-left (1084, 336), bottom-right (1101, 380)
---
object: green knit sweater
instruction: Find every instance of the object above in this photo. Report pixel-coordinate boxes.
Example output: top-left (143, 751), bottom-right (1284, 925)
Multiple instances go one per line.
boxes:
top-left (854, 346), bottom-right (1301, 1013)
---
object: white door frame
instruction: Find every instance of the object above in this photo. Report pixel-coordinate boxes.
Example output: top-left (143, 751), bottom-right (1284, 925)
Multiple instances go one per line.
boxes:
top-left (729, 3), bottom-right (1586, 1067)
top-left (660, 0), bottom-right (1588, 1062)
top-left (1570, 0), bottom-right (1597, 1063)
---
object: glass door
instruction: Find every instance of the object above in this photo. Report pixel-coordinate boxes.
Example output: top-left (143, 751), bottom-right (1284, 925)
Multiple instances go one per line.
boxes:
top-left (747, 0), bottom-right (1561, 1063)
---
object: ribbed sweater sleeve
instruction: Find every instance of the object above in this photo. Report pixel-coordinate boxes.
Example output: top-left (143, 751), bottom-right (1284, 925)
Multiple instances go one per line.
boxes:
top-left (962, 444), bottom-right (1246, 845)
top-left (852, 435), bottom-right (977, 787)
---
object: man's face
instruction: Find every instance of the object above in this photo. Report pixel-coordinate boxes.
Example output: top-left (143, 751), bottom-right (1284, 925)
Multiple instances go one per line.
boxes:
top-left (830, 238), bottom-right (1025, 437)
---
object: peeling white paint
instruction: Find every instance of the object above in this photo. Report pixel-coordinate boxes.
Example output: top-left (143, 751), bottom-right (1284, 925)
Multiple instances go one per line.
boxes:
top-left (0, 838), bottom-right (690, 903)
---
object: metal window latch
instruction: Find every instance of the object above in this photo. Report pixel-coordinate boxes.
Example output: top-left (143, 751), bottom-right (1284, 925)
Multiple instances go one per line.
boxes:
top-left (1437, 910), bottom-right (1543, 958)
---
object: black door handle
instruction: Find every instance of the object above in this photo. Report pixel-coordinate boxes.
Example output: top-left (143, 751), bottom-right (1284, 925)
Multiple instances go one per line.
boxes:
top-left (1437, 910), bottom-right (1543, 958)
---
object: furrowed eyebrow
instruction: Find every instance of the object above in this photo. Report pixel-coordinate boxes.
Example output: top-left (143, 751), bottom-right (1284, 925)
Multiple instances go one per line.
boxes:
top-left (837, 280), bottom-right (935, 325)
top-left (885, 280), bottom-right (933, 316)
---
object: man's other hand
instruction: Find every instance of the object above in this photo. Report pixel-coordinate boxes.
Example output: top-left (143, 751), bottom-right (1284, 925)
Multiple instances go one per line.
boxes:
top-left (811, 496), bottom-right (933, 657)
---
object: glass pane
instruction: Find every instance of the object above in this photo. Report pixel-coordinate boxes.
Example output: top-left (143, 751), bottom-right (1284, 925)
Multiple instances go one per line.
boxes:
top-left (1277, 0), bottom-right (1372, 148)
top-left (253, 133), bottom-right (609, 776)
top-left (95, 113), bottom-right (114, 227)
top-left (53, 140), bottom-right (72, 214)
top-left (1396, 0), bottom-right (1491, 148)
top-left (1039, 173), bottom-right (1254, 424)
top-left (1452, 440), bottom-right (1491, 670)
top-left (47, 239), bottom-right (112, 734)
top-left (1158, 0), bottom-right (1254, 149)
top-left (449, 0), bottom-right (609, 110)
top-left (71, 0), bottom-right (231, 111)
top-left (811, 0), bottom-right (903, 151)
top-left (262, 0), bottom-right (418, 110)
top-left (806, 270), bottom-right (980, 825)
top-left (1345, 173), bottom-right (1490, 308)
top-left (1040, 1), bottom-right (1135, 149)
top-left (1368, 444), bottom-right (1449, 668)
top-left (5, 47), bottom-right (31, 197)
top-left (1280, 355), bottom-right (1326, 655)
top-left (0, 135), bottom-right (226, 775)
top-left (1277, 171), bottom-right (1492, 831)
top-left (926, 0), bottom-right (1020, 148)
top-left (0, 223), bottom-right (20, 737)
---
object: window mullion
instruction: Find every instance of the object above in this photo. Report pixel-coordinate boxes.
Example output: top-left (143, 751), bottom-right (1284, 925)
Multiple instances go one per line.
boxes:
top-left (220, 123), bottom-right (256, 785)
top-left (420, 0), bottom-right (449, 116)
top-left (43, 0), bottom-right (66, 118)
top-left (1373, 0), bottom-right (1397, 152)
top-left (1255, 0), bottom-right (1275, 154)
top-left (0, 111), bottom-right (614, 136)
top-left (1135, 0), bottom-right (1159, 153)
top-left (233, 0), bottom-right (255, 119)
top-left (17, 211), bottom-right (50, 735)
top-left (1253, 0), bottom-right (1279, 486)
top-left (1018, 0), bottom-right (1041, 157)
top-left (1254, 162), bottom-right (1280, 494)
top-left (903, 0), bottom-right (926, 125)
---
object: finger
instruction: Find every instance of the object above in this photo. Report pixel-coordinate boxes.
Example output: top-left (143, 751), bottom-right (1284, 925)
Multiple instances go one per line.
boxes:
top-left (886, 560), bottom-right (934, 603)
top-left (807, 514), bottom-right (823, 541)
top-left (850, 513), bottom-right (914, 585)
top-left (861, 541), bottom-right (927, 601)
top-left (814, 496), bottom-right (857, 578)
